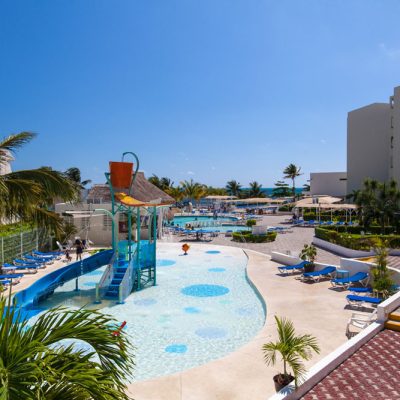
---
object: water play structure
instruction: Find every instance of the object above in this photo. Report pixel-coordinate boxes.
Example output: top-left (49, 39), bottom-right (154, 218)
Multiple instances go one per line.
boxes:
top-left (94, 152), bottom-right (167, 303)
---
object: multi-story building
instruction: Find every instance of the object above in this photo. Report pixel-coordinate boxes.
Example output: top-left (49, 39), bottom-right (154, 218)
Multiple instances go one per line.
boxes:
top-left (309, 172), bottom-right (347, 198)
top-left (347, 86), bottom-right (400, 194)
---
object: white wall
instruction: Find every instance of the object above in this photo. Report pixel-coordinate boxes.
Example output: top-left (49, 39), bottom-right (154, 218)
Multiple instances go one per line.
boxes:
top-left (347, 103), bottom-right (391, 194)
top-left (310, 172), bottom-right (347, 197)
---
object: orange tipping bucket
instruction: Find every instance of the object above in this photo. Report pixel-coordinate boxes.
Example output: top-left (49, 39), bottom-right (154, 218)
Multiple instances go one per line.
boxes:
top-left (109, 161), bottom-right (133, 188)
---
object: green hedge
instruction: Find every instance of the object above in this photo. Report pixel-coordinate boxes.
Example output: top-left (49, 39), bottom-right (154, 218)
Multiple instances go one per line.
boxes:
top-left (317, 225), bottom-right (397, 235)
top-left (232, 231), bottom-right (277, 243)
top-left (315, 227), bottom-right (400, 250)
top-left (303, 212), bottom-right (349, 222)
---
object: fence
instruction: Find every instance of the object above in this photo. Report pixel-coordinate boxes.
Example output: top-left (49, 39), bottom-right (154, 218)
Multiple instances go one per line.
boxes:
top-left (0, 229), bottom-right (49, 264)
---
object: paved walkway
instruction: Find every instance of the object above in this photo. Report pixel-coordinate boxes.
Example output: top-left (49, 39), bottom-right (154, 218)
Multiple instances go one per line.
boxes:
top-left (127, 244), bottom-right (354, 400)
top-left (162, 215), bottom-right (341, 265)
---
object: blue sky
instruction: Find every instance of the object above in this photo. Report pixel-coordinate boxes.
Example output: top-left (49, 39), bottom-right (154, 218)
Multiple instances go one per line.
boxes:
top-left (1, 0), bottom-right (400, 187)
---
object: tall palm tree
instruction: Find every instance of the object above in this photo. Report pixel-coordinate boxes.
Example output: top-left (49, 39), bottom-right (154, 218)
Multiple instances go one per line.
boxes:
top-left (283, 164), bottom-right (302, 200)
top-left (0, 294), bottom-right (134, 399)
top-left (65, 167), bottom-right (92, 189)
top-left (248, 181), bottom-right (264, 198)
top-left (262, 315), bottom-right (320, 388)
top-left (0, 132), bottom-right (79, 234)
top-left (166, 186), bottom-right (184, 202)
top-left (160, 177), bottom-right (173, 190)
top-left (225, 180), bottom-right (242, 197)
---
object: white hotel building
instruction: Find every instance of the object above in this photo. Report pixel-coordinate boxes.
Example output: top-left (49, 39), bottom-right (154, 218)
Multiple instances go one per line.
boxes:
top-left (310, 85), bottom-right (400, 198)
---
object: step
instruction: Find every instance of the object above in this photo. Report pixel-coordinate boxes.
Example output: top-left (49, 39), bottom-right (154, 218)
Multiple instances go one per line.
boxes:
top-left (114, 273), bottom-right (125, 279)
top-left (116, 268), bottom-right (127, 274)
top-left (385, 320), bottom-right (400, 332)
top-left (111, 279), bottom-right (122, 285)
top-left (388, 311), bottom-right (400, 322)
top-left (105, 291), bottom-right (118, 298)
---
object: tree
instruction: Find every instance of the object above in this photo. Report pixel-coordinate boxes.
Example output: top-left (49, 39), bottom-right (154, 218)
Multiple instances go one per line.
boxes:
top-left (204, 186), bottom-right (227, 196)
top-left (148, 174), bottom-right (162, 189)
top-left (225, 180), bottom-right (242, 197)
top-left (272, 181), bottom-right (292, 198)
top-left (0, 294), bottom-right (134, 399)
top-left (166, 186), bottom-right (184, 202)
top-left (248, 181), bottom-right (265, 198)
top-left (262, 316), bottom-right (320, 389)
top-left (371, 239), bottom-right (395, 299)
top-left (302, 183), bottom-right (310, 192)
top-left (0, 132), bottom-right (79, 235)
top-left (160, 177), bottom-right (173, 190)
top-left (56, 220), bottom-right (78, 244)
top-left (283, 164), bottom-right (302, 200)
top-left (65, 167), bottom-right (92, 189)
top-left (180, 179), bottom-right (206, 204)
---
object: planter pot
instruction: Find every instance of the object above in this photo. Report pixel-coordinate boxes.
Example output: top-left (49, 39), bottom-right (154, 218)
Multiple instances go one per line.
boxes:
top-left (303, 262), bottom-right (315, 273)
top-left (273, 373), bottom-right (294, 392)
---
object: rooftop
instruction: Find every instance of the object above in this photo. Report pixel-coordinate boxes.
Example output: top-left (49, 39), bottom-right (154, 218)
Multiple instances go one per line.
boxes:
top-left (301, 329), bottom-right (400, 400)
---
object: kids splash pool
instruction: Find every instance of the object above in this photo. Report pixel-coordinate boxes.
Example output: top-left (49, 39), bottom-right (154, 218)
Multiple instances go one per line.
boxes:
top-left (25, 243), bottom-right (265, 381)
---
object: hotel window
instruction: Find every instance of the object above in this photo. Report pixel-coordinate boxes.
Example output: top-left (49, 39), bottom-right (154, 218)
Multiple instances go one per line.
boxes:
top-left (391, 136), bottom-right (394, 149)
top-left (390, 96), bottom-right (394, 109)
top-left (391, 117), bottom-right (394, 129)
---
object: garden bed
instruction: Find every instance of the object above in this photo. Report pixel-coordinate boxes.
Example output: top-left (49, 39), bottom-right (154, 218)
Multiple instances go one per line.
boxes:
top-left (232, 231), bottom-right (277, 243)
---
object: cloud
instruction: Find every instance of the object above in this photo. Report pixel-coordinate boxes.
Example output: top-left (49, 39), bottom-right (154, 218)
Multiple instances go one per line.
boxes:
top-left (187, 171), bottom-right (195, 175)
top-left (379, 43), bottom-right (400, 58)
top-left (320, 139), bottom-right (326, 144)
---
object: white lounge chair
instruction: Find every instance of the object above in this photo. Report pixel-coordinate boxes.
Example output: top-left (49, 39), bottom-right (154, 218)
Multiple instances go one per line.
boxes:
top-left (346, 310), bottom-right (377, 338)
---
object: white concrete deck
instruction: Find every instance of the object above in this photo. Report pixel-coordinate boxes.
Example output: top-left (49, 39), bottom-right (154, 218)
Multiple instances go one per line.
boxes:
top-left (127, 245), bottom-right (354, 400)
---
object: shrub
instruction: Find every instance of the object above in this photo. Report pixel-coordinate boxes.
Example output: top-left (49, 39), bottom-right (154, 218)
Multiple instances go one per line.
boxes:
top-left (246, 219), bottom-right (257, 228)
top-left (232, 231), bottom-right (277, 243)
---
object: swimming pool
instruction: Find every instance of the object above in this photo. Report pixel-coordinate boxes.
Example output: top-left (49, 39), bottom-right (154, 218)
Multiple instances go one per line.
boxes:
top-left (25, 243), bottom-right (265, 381)
top-left (171, 215), bottom-right (246, 233)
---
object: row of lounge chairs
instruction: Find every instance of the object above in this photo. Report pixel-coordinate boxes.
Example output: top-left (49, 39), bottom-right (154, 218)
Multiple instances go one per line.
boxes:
top-left (0, 250), bottom-right (63, 290)
top-left (277, 261), bottom-right (384, 309)
top-left (293, 220), bottom-right (355, 227)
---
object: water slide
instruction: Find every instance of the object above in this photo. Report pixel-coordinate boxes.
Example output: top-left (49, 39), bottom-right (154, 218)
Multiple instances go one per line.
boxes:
top-left (14, 250), bottom-right (113, 308)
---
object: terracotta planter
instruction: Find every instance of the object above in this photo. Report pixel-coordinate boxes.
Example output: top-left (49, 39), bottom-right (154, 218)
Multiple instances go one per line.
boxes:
top-left (273, 373), bottom-right (294, 392)
top-left (109, 161), bottom-right (133, 188)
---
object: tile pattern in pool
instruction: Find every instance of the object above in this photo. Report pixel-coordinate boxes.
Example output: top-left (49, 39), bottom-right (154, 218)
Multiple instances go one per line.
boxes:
top-left (26, 244), bottom-right (265, 382)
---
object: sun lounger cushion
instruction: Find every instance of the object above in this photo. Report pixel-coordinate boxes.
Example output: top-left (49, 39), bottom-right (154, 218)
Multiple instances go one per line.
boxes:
top-left (346, 295), bottom-right (381, 305)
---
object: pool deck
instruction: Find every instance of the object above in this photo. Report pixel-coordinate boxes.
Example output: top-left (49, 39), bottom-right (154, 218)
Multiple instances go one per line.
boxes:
top-left (127, 244), bottom-right (354, 400)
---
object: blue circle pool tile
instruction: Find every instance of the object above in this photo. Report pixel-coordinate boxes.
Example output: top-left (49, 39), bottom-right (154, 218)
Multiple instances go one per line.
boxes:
top-left (181, 284), bottom-right (230, 297)
top-left (184, 307), bottom-right (201, 314)
top-left (83, 282), bottom-right (96, 287)
top-left (195, 327), bottom-right (227, 339)
top-left (208, 267), bottom-right (226, 273)
top-left (134, 298), bottom-right (157, 306)
top-left (205, 250), bottom-right (221, 254)
top-left (236, 307), bottom-right (256, 316)
top-left (157, 259), bottom-right (176, 267)
top-left (165, 344), bottom-right (187, 353)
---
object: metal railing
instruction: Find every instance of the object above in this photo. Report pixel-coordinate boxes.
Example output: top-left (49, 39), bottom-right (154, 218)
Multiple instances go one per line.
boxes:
top-left (118, 247), bottom-right (138, 304)
top-left (95, 250), bottom-right (117, 303)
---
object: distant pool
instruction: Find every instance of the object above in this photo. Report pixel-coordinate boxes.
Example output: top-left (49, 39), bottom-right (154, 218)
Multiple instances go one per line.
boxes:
top-left (24, 243), bottom-right (265, 382)
top-left (171, 215), bottom-right (246, 233)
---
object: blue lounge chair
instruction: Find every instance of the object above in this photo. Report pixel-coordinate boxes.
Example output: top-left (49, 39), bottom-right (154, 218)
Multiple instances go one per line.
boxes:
top-left (346, 294), bottom-right (382, 308)
top-left (14, 259), bottom-right (44, 268)
top-left (301, 266), bottom-right (336, 282)
top-left (4, 263), bottom-right (39, 273)
top-left (33, 250), bottom-right (62, 256)
top-left (349, 287), bottom-right (373, 294)
top-left (0, 273), bottom-right (24, 284)
top-left (278, 260), bottom-right (307, 275)
top-left (331, 271), bottom-right (369, 289)
top-left (24, 255), bottom-right (54, 264)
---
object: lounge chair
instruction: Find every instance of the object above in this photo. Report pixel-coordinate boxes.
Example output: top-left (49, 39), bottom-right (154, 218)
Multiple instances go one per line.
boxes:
top-left (24, 255), bottom-right (54, 265)
top-left (346, 294), bottom-right (382, 308)
top-left (346, 310), bottom-right (377, 338)
top-left (0, 273), bottom-right (24, 284)
top-left (3, 263), bottom-right (39, 273)
top-left (301, 266), bottom-right (336, 282)
top-left (331, 271), bottom-right (369, 289)
top-left (278, 260), bottom-right (307, 275)
top-left (14, 259), bottom-right (45, 268)
top-left (349, 287), bottom-right (373, 294)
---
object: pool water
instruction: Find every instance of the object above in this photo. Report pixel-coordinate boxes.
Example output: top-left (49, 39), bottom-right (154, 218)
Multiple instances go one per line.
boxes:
top-left (171, 215), bottom-right (246, 233)
top-left (25, 243), bottom-right (265, 382)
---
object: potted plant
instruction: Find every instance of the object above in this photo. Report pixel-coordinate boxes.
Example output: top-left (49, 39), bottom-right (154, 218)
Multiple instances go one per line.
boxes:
top-left (262, 315), bottom-right (320, 392)
top-left (299, 244), bottom-right (317, 273)
top-left (371, 239), bottom-right (395, 299)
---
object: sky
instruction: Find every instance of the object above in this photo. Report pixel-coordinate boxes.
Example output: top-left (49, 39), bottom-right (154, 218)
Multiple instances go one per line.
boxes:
top-left (1, 0), bottom-right (400, 188)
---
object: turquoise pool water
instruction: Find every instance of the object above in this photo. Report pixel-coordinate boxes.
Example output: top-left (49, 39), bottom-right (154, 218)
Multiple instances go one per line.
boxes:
top-left (171, 215), bottom-right (245, 233)
top-left (25, 243), bottom-right (265, 381)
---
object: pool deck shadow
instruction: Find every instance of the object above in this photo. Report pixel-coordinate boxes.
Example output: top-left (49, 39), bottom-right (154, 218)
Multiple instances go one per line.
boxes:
top-left (127, 245), bottom-right (354, 400)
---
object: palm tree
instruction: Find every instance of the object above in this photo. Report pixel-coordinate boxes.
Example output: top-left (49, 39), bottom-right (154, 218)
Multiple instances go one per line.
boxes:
top-left (180, 179), bottom-right (206, 205)
top-left (148, 174), bottom-right (162, 189)
top-left (65, 167), bottom-right (92, 189)
top-left (0, 294), bottom-right (134, 399)
top-left (225, 180), bottom-right (242, 197)
top-left (248, 181), bottom-right (264, 198)
top-left (0, 132), bottom-right (79, 234)
top-left (160, 177), bottom-right (173, 190)
top-left (283, 164), bottom-right (302, 200)
top-left (302, 183), bottom-right (310, 193)
top-left (166, 186), bottom-right (184, 202)
top-left (263, 316), bottom-right (320, 389)
top-left (272, 181), bottom-right (292, 198)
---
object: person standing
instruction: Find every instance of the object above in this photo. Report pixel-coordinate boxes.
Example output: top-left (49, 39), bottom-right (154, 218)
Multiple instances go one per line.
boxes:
top-left (75, 238), bottom-right (83, 261)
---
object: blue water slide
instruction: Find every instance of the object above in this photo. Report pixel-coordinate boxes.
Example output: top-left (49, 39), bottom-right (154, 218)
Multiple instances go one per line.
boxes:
top-left (14, 250), bottom-right (114, 308)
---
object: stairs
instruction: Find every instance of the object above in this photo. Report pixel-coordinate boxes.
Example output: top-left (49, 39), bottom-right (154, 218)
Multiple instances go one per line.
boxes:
top-left (104, 262), bottom-right (128, 299)
top-left (385, 310), bottom-right (400, 332)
